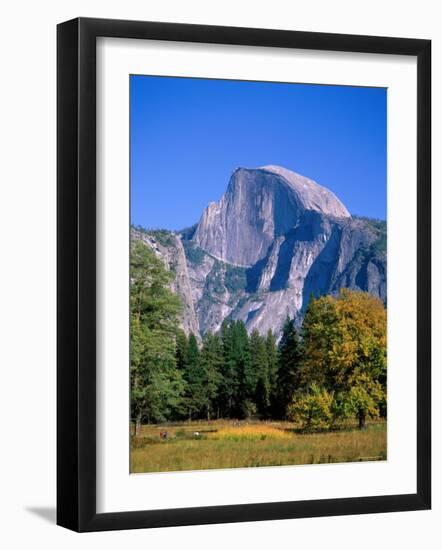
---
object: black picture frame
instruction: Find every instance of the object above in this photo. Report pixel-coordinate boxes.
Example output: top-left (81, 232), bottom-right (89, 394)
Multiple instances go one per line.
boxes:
top-left (57, 17), bottom-right (431, 532)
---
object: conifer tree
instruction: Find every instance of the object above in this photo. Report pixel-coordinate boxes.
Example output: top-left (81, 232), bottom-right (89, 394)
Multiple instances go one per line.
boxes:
top-left (200, 332), bottom-right (223, 420)
top-left (265, 330), bottom-right (279, 417)
top-left (233, 321), bottom-right (253, 417)
top-left (175, 329), bottom-right (189, 371)
top-left (219, 320), bottom-right (238, 417)
top-left (276, 317), bottom-right (302, 418)
top-left (182, 333), bottom-right (204, 420)
top-left (219, 320), bottom-right (252, 418)
top-left (250, 330), bottom-right (271, 417)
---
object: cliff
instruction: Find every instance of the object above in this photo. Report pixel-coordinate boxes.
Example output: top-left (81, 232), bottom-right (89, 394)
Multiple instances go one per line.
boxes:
top-left (133, 165), bottom-right (386, 338)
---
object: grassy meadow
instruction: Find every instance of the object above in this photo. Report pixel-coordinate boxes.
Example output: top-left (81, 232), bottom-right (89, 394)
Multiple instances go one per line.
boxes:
top-left (130, 245), bottom-right (387, 475)
top-left (130, 419), bottom-right (387, 473)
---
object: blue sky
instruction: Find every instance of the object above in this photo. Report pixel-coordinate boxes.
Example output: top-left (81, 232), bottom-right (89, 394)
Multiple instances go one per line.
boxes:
top-left (130, 75), bottom-right (386, 230)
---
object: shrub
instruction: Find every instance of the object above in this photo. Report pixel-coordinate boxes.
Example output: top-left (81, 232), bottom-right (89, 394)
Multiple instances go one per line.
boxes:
top-left (149, 229), bottom-right (175, 247)
top-left (224, 265), bottom-right (247, 294)
top-left (240, 399), bottom-right (257, 419)
top-left (183, 241), bottom-right (205, 265)
top-left (288, 384), bottom-right (333, 432)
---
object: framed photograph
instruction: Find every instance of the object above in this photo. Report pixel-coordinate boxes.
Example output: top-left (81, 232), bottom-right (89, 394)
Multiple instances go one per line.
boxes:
top-left (57, 17), bottom-right (431, 532)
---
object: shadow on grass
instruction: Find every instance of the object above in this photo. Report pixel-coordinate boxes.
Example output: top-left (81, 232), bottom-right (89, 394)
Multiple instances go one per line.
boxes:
top-left (283, 422), bottom-right (386, 436)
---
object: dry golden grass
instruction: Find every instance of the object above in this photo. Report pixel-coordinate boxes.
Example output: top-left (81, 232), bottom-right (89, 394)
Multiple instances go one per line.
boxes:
top-left (208, 425), bottom-right (293, 441)
top-left (130, 420), bottom-right (386, 473)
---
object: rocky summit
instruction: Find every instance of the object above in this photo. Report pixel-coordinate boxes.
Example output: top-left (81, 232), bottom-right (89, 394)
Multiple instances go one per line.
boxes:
top-left (193, 166), bottom-right (350, 267)
top-left (132, 165), bottom-right (386, 338)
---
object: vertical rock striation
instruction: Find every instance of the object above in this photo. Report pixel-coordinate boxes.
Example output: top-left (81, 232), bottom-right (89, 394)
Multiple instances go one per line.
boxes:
top-left (131, 228), bottom-right (201, 340)
top-left (193, 166), bottom-right (350, 267)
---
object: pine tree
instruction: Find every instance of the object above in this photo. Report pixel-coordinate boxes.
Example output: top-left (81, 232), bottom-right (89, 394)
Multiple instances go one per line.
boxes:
top-left (200, 332), bottom-right (223, 420)
top-left (183, 333), bottom-right (204, 420)
top-left (219, 320), bottom-right (237, 417)
top-left (219, 320), bottom-right (252, 418)
top-left (265, 330), bottom-right (278, 418)
top-left (233, 321), bottom-right (253, 417)
top-left (250, 330), bottom-right (270, 417)
top-left (265, 330), bottom-right (278, 390)
top-left (276, 317), bottom-right (302, 419)
top-left (175, 329), bottom-right (189, 371)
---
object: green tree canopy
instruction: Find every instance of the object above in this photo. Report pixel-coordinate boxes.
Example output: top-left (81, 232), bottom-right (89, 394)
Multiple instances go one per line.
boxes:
top-left (130, 241), bottom-right (184, 429)
top-left (276, 317), bottom-right (302, 419)
top-left (199, 332), bottom-right (223, 420)
top-left (298, 289), bottom-right (387, 429)
top-left (249, 330), bottom-right (270, 417)
top-left (182, 334), bottom-right (204, 420)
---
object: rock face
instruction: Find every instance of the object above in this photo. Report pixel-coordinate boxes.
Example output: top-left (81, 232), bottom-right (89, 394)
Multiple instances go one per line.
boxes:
top-left (193, 166), bottom-right (350, 266)
top-left (131, 228), bottom-right (201, 340)
top-left (133, 165), bottom-right (386, 339)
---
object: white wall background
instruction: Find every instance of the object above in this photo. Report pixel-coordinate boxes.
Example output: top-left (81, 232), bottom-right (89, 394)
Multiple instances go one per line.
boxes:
top-left (0, 0), bottom-right (439, 548)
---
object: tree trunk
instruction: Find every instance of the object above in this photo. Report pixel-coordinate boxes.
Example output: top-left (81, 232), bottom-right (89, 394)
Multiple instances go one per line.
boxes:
top-left (358, 410), bottom-right (366, 430)
top-left (135, 412), bottom-right (142, 436)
